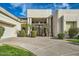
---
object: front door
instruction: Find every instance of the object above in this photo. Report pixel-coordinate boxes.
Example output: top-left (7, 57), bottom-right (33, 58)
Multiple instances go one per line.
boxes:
top-left (36, 25), bottom-right (47, 36)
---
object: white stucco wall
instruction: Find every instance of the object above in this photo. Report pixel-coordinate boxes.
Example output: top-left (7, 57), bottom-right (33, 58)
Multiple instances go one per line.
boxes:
top-left (27, 9), bottom-right (52, 18)
top-left (52, 10), bottom-right (58, 37)
top-left (0, 13), bottom-right (21, 30)
top-left (57, 9), bottom-right (79, 33)
top-left (0, 7), bottom-right (21, 39)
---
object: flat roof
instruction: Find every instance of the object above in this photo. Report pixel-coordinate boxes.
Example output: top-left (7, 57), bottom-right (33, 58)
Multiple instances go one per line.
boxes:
top-left (27, 9), bottom-right (52, 18)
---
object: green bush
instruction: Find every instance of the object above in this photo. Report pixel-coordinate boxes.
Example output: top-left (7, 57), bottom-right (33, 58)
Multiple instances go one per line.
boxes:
top-left (17, 30), bottom-right (27, 37)
top-left (73, 34), bottom-right (79, 39)
top-left (75, 36), bottom-right (79, 39)
top-left (68, 28), bottom-right (78, 38)
top-left (0, 26), bottom-right (5, 38)
top-left (31, 30), bottom-right (37, 37)
top-left (58, 33), bottom-right (65, 39)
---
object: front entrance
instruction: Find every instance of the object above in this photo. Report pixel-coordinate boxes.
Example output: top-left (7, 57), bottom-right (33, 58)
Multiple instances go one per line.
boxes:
top-left (32, 18), bottom-right (48, 36)
top-left (36, 24), bottom-right (47, 36)
top-left (32, 23), bottom-right (47, 36)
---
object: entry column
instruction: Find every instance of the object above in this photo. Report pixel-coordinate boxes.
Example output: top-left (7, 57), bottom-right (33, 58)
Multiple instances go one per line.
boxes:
top-left (48, 17), bottom-right (52, 37)
top-left (27, 17), bottom-right (32, 36)
top-left (46, 18), bottom-right (49, 36)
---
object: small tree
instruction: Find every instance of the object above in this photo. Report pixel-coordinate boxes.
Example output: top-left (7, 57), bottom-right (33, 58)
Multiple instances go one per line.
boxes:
top-left (21, 24), bottom-right (32, 37)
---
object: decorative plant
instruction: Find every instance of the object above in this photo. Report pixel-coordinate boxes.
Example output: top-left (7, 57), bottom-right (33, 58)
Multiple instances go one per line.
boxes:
top-left (17, 30), bottom-right (26, 37)
top-left (31, 30), bottom-right (37, 37)
top-left (31, 26), bottom-right (37, 37)
top-left (58, 33), bottom-right (65, 39)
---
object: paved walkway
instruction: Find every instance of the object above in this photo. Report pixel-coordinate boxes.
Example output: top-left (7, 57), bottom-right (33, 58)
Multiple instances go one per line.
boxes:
top-left (0, 37), bottom-right (79, 56)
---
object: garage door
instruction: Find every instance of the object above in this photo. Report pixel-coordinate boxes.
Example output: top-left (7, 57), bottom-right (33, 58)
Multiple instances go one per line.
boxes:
top-left (1, 26), bottom-right (17, 39)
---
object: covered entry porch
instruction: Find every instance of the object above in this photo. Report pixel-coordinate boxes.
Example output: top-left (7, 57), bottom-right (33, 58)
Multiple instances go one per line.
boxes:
top-left (27, 17), bottom-right (53, 37)
top-left (27, 9), bottom-right (53, 37)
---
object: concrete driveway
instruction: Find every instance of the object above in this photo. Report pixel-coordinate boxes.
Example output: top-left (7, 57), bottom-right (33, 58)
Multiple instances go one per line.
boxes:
top-left (0, 37), bottom-right (79, 56)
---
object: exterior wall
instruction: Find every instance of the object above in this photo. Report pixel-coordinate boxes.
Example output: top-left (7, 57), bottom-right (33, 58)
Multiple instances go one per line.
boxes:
top-left (52, 11), bottom-right (58, 37)
top-left (0, 13), bottom-right (21, 31)
top-left (0, 7), bottom-right (21, 39)
top-left (57, 9), bottom-right (79, 36)
top-left (27, 9), bottom-right (52, 18)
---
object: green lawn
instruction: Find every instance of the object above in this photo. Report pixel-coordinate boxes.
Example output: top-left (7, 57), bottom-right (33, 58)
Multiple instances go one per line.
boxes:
top-left (67, 39), bottom-right (79, 43)
top-left (0, 44), bottom-right (35, 56)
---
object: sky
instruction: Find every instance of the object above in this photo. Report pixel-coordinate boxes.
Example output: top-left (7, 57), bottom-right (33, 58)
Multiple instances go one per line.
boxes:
top-left (0, 3), bottom-right (79, 18)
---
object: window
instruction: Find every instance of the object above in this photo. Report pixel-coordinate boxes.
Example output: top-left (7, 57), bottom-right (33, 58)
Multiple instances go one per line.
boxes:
top-left (66, 21), bottom-right (77, 31)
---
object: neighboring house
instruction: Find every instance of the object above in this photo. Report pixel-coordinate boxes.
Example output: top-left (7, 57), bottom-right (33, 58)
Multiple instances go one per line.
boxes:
top-left (0, 7), bottom-right (21, 39)
top-left (27, 9), bottom-right (79, 37)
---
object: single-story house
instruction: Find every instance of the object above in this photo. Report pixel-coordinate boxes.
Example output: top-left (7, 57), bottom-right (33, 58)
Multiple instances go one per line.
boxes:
top-left (27, 9), bottom-right (79, 37)
top-left (1, 7), bottom-right (79, 38)
top-left (0, 7), bottom-right (21, 39)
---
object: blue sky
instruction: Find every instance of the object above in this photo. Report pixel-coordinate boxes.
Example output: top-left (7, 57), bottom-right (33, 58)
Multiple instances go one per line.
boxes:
top-left (0, 3), bottom-right (79, 18)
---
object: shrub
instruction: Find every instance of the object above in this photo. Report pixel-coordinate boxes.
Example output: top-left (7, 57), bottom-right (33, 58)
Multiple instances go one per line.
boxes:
top-left (75, 36), bottom-right (79, 39)
top-left (58, 33), bottom-right (65, 39)
top-left (31, 30), bottom-right (37, 37)
top-left (68, 28), bottom-right (78, 38)
top-left (0, 26), bottom-right (5, 38)
top-left (73, 34), bottom-right (79, 39)
top-left (17, 30), bottom-right (26, 37)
